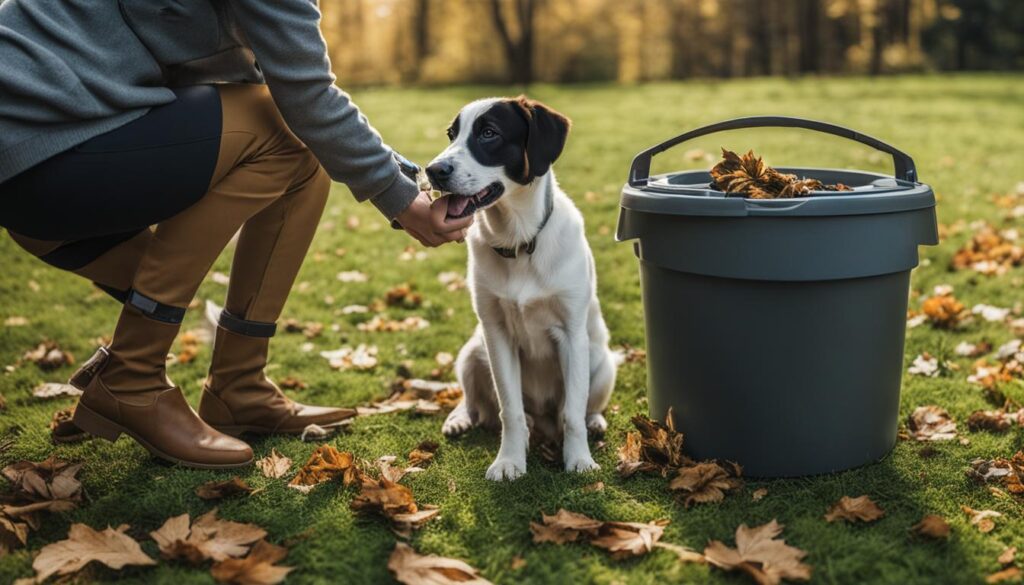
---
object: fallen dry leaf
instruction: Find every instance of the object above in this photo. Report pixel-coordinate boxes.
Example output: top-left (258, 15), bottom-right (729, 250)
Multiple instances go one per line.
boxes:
top-left (320, 344), bottom-right (379, 370)
top-left (617, 409), bottom-right (687, 477)
top-left (388, 542), bottom-right (492, 585)
top-left (288, 445), bottom-right (359, 493)
top-left (967, 452), bottom-right (1024, 497)
top-left (32, 523), bottom-right (155, 581)
top-left (824, 495), bottom-right (885, 523)
top-left (150, 509), bottom-right (266, 564)
top-left (951, 224), bottom-right (1023, 276)
top-left (668, 461), bottom-right (742, 508)
top-left (357, 379), bottom-right (462, 417)
top-left (530, 509), bottom-right (604, 545)
top-left (195, 477), bottom-right (252, 501)
top-left (210, 539), bottom-right (293, 585)
top-left (968, 410), bottom-right (1017, 433)
top-left (32, 382), bottom-right (82, 399)
top-left (962, 505), bottom-right (1002, 533)
top-left (704, 520), bottom-right (811, 585)
top-left (408, 441), bottom-right (439, 468)
top-left (23, 342), bottom-right (74, 370)
top-left (907, 405), bottom-right (957, 441)
top-left (998, 546), bottom-right (1017, 566)
top-left (2, 456), bottom-right (83, 524)
top-left (337, 270), bottom-right (368, 283)
top-left (384, 284), bottom-right (423, 309)
top-left (256, 449), bottom-right (292, 479)
top-left (4, 316), bottom-right (29, 327)
top-left (752, 488), bottom-right (768, 502)
top-left (987, 567), bottom-right (1022, 584)
top-left (277, 376), bottom-right (308, 391)
top-left (1, 513), bottom-right (29, 555)
top-left (590, 520), bottom-right (670, 560)
top-left (911, 515), bottom-right (950, 539)
top-left (282, 319), bottom-right (324, 339)
top-left (357, 315), bottom-right (430, 333)
top-left (437, 271), bottom-right (466, 292)
top-left (921, 294), bottom-right (968, 328)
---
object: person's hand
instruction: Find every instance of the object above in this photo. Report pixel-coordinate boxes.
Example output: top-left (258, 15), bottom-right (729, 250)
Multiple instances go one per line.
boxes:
top-left (396, 191), bottom-right (474, 247)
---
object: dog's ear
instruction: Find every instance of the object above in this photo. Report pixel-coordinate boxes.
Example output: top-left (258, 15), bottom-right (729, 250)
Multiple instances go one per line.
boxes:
top-left (513, 96), bottom-right (571, 181)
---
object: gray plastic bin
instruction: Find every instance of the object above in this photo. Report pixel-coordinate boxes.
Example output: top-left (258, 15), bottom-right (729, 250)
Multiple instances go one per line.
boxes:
top-left (616, 116), bottom-right (938, 477)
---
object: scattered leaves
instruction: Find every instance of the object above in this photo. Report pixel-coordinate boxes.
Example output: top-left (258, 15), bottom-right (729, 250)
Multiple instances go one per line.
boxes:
top-left (951, 224), bottom-right (1023, 276)
top-left (388, 542), bottom-right (492, 585)
top-left (358, 315), bottom-right (430, 332)
top-left (150, 509), bottom-right (266, 564)
top-left (256, 449), bottom-right (292, 479)
top-left (288, 445), bottom-right (359, 493)
top-left (31, 523), bottom-right (155, 582)
top-left (704, 520), bottom-right (811, 584)
top-left (195, 477), bottom-right (252, 501)
top-left (384, 284), bottom-right (423, 309)
top-left (961, 505), bottom-right (1002, 533)
top-left (320, 344), bottom-right (379, 370)
top-left (668, 462), bottom-right (743, 507)
top-left (907, 405), bottom-right (957, 441)
top-left (911, 515), bottom-right (950, 539)
top-left (407, 441), bottom-right (439, 468)
top-left (209, 539), bottom-right (293, 585)
top-left (31, 382), bottom-right (82, 399)
top-left (23, 342), bottom-right (74, 370)
top-left (824, 495), bottom-right (885, 523)
top-left (921, 293), bottom-right (968, 329)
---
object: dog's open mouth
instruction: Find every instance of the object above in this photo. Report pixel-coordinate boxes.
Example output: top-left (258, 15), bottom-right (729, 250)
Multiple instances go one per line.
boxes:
top-left (441, 183), bottom-right (504, 220)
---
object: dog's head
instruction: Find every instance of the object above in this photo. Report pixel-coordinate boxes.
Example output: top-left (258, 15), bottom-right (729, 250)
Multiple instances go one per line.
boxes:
top-left (426, 96), bottom-right (571, 219)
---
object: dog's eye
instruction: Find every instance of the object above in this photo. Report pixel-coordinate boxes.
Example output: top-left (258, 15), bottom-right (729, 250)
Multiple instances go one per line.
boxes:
top-left (446, 128), bottom-right (456, 142)
top-left (480, 128), bottom-right (498, 140)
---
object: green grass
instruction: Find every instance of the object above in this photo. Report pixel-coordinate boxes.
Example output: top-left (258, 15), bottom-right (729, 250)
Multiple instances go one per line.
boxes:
top-left (2, 74), bottom-right (1024, 584)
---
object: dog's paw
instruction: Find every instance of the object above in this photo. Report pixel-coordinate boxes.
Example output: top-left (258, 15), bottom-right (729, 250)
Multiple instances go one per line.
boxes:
top-left (442, 409), bottom-right (474, 437)
top-left (486, 457), bottom-right (526, 481)
top-left (586, 413), bottom-right (608, 436)
top-left (565, 453), bottom-right (600, 473)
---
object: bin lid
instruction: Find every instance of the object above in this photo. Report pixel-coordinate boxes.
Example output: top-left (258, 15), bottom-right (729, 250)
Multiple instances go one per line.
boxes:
top-left (619, 116), bottom-right (934, 218)
top-left (621, 167), bottom-right (935, 218)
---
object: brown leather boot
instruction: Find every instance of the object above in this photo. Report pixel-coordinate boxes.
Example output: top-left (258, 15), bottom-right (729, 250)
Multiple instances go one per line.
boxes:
top-left (70, 306), bottom-right (253, 469)
top-left (199, 324), bottom-right (355, 436)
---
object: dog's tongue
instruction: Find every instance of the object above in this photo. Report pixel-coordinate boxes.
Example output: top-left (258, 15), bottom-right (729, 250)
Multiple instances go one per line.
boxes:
top-left (446, 194), bottom-right (472, 217)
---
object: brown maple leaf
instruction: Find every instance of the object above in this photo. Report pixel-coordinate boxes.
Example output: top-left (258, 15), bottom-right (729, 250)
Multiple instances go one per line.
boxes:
top-left (31, 523), bottom-right (155, 582)
top-left (210, 539), bottom-right (293, 585)
top-left (150, 509), bottom-right (266, 564)
top-left (288, 445), bottom-right (360, 493)
top-left (408, 441), bottom-right (439, 468)
top-left (350, 475), bottom-right (418, 519)
top-left (388, 542), bottom-right (493, 585)
top-left (1, 513), bottom-right (29, 555)
top-left (195, 477), bottom-right (252, 500)
top-left (668, 461), bottom-right (743, 508)
top-left (907, 406), bottom-right (957, 441)
top-left (255, 449), bottom-right (292, 479)
top-left (824, 495), bottom-right (885, 523)
top-left (910, 515), bottom-right (950, 539)
top-left (988, 567), bottom-right (1022, 584)
top-left (1, 456), bottom-right (83, 526)
top-left (590, 520), bottom-right (670, 560)
top-left (530, 509), bottom-right (604, 544)
top-left (704, 520), bottom-right (811, 585)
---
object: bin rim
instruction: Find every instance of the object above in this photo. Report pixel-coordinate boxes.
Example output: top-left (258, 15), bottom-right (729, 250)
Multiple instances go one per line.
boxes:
top-left (620, 167), bottom-right (935, 218)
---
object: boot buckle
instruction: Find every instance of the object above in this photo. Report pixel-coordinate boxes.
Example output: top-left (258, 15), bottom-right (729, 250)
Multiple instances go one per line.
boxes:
top-left (68, 347), bottom-right (110, 390)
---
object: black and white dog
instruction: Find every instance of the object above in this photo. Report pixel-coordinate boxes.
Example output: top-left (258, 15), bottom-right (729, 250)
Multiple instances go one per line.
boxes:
top-left (427, 97), bottom-right (616, 481)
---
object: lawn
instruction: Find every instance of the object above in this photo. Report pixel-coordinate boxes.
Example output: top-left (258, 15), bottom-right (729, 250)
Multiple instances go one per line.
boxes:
top-left (2, 74), bottom-right (1024, 584)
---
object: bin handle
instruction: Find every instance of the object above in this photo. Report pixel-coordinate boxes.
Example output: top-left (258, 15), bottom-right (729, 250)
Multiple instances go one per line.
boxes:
top-left (628, 115), bottom-right (918, 187)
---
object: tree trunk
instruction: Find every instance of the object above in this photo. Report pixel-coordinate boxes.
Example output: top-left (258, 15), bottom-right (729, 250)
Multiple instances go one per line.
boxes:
top-left (488, 0), bottom-right (536, 85)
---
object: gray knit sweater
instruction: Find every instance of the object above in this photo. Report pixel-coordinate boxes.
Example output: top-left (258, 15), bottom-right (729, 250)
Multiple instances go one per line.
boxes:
top-left (0, 0), bottom-right (418, 219)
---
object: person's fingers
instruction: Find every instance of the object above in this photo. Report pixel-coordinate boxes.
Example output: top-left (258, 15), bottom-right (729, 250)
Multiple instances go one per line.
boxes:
top-left (440, 228), bottom-right (468, 243)
top-left (429, 197), bottom-right (476, 232)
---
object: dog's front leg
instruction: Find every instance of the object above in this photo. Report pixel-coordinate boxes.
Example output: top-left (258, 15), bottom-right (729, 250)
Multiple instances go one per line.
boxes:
top-left (481, 320), bottom-right (528, 481)
top-left (554, 317), bottom-right (599, 473)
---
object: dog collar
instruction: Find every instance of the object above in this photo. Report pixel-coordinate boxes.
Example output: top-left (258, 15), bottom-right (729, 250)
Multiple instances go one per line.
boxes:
top-left (492, 187), bottom-right (554, 259)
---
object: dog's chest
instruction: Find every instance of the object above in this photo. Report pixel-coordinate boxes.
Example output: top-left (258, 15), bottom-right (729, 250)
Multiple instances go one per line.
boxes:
top-left (491, 274), bottom-right (563, 359)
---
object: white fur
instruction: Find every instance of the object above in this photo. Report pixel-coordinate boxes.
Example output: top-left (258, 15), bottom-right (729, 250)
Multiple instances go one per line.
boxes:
top-left (433, 98), bottom-right (616, 481)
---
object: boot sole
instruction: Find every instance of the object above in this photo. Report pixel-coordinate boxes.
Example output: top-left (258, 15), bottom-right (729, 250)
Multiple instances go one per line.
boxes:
top-left (72, 403), bottom-right (254, 470)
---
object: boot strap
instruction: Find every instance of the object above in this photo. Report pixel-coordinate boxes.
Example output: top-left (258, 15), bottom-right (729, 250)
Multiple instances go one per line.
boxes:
top-left (127, 289), bottom-right (187, 324)
top-left (218, 310), bottom-right (277, 338)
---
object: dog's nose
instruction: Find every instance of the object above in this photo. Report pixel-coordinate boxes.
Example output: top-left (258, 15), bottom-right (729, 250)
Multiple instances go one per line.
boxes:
top-left (426, 161), bottom-right (454, 185)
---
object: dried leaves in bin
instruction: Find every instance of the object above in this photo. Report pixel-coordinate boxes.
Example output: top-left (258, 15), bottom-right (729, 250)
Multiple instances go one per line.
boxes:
top-left (710, 149), bottom-right (851, 199)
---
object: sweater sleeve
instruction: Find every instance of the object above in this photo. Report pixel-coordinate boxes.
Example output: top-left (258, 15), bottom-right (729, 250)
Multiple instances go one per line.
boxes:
top-left (227, 0), bottom-right (418, 219)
